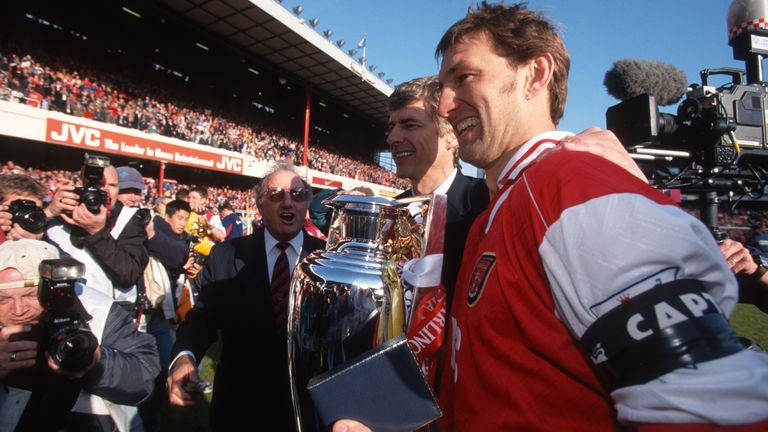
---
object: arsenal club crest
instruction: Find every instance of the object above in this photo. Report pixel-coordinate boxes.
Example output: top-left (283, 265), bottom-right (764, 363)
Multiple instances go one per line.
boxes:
top-left (467, 253), bottom-right (495, 307)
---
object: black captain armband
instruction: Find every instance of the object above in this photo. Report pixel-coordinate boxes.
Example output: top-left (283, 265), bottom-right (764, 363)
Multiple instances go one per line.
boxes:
top-left (579, 279), bottom-right (743, 389)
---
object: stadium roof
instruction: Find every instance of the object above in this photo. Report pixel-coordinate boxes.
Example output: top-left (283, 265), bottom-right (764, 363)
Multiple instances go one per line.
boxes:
top-left (155, 0), bottom-right (393, 125)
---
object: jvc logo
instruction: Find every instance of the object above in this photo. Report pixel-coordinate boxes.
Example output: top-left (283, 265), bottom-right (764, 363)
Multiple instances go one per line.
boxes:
top-left (50, 123), bottom-right (101, 147)
top-left (215, 156), bottom-right (242, 172)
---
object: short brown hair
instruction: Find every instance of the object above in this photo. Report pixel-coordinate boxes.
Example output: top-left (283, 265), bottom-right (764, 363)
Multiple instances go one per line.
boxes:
top-left (0, 174), bottom-right (47, 203)
top-left (436, 2), bottom-right (570, 125)
top-left (388, 76), bottom-right (458, 165)
top-left (389, 76), bottom-right (454, 136)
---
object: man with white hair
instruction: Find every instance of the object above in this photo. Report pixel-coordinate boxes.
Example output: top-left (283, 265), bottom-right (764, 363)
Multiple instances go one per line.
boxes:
top-left (168, 163), bottom-right (325, 431)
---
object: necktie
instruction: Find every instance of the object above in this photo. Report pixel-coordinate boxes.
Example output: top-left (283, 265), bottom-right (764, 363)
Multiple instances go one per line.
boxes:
top-left (270, 242), bottom-right (291, 331)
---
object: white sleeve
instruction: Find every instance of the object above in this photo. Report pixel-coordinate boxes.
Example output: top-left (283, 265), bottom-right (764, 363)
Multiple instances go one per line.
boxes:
top-left (209, 215), bottom-right (224, 232)
top-left (539, 192), bottom-right (768, 425)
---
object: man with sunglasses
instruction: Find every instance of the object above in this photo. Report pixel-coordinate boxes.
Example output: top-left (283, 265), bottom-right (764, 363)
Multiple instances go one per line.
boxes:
top-left (167, 163), bottom-right (325, 431)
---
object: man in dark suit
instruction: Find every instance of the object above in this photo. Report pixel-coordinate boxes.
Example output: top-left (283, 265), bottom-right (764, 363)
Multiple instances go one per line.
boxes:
top-left (167, 164), bottom-right (325, 430)
top-left (388, 76), bottom-right (489, 303)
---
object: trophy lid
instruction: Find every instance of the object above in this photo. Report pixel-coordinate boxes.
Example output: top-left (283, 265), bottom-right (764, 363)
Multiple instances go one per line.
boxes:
top-left (323, 194), bottom-right (400, 210)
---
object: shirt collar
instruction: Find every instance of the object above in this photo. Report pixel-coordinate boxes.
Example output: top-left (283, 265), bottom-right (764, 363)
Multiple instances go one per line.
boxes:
top-left (410, 168), bottom-right (458, 196)
top-left (433, 168), bottom-right (458, 195)
top-left (264, 229), bottom-right (303, 255)
top-left (496, 131), bottom-right (573, 189)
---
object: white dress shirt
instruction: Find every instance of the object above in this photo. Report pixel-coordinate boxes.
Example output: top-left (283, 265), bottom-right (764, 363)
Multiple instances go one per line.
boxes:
top-left (264, 229), bottom-right (304, 282)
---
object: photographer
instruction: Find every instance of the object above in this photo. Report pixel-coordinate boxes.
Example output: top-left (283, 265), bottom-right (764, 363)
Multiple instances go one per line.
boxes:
top-left (0, 239), bottom-right (160, 431)
top-left (115, 166), bottom-right (146, 209)
top-left (45, 156), bottom-right (149, 303)
top-left (0, 174), bottom-right (48, 242)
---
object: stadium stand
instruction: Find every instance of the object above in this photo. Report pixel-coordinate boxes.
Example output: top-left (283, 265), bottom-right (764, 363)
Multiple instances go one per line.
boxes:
top-left (0, 50), bottom-right (409, 190)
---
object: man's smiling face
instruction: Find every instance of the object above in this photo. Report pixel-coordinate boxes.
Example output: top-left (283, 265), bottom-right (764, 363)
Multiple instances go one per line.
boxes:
top-left (388, 100), bottom-right (455, 184)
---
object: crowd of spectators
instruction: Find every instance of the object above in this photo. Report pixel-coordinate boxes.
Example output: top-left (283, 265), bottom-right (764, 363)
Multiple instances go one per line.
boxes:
top-left (680, 203), bottom-right (768, 244)
top-left (0, 51), bottom-right (409, 189)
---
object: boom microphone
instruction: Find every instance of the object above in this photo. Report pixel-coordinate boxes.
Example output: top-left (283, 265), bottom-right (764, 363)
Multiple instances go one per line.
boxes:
top-left (604, 59), bottom-right (689, 106)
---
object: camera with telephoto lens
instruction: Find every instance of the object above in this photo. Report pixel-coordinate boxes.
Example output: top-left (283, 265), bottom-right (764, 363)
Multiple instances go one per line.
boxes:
top-left (8, 199), bottom-right (46, 233)
top-left (72, 154), bottom-right (110, 214)
top-left (36, 258), bottom-right (98, 373)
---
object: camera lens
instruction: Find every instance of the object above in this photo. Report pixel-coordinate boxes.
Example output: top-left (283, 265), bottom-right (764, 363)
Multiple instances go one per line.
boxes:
top-left (79, 188), bottom-right (107, 214)
top-left (9, 199), bottom-right (46, 233)
top-left (51, 330), bottom-right (98, 372)
top-left (19, 209), bottom-right (46, 233)
top-left (82, 195), bottom-right (101, 213)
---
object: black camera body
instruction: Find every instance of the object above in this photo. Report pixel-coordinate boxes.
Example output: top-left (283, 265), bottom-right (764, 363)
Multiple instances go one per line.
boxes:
top-left (192, 250), bottom-right (206, 265)
top-left (36, 258), bottom-right (98, 373)
top-left (73, 154), bottom-right (110, 214)
top-left (72, 186), bottom-right (108, 214)
top-left (8, 198), bottom-right (46, 233)
top-left (606, 72), bottom-right (768, 193)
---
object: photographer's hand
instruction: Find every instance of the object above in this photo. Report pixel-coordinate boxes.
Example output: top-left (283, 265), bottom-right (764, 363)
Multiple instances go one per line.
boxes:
top-left (45, 184), bottom-right (79, 218)
top-left (0, 325), bottom-right (38, 380)
top-left (182, 253), bottom-right (195, 270)
top-left (0, 207), bottom-right (45, 240)
top-left (167, 354), bottom-right (200, 406)
top-left (46, 345), bottom-right (101, 379)
top-left (63, 203), bottom-right (107, 235)
top-left (7, 223), bottom-right (45, 241)
top-left (185, 262), bottom-right (202, 280)
top-left (146, 219), bottom-right (156, 240)
top-left (720, 239), bottom-right (758, 276)
top-left (0, 206), bottom-right (14, 237)
top-left (721, 239), bottom-right (768, 313)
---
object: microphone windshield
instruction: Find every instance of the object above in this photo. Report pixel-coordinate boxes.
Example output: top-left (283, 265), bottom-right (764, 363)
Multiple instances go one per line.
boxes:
top-left (604, 59), bottom-right (689, 106)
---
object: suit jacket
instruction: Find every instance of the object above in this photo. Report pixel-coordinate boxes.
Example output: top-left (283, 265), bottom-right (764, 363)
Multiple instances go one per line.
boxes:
top-left (397, 170), bottom-right (489, 309)
top-left (172, 227), bottom-right (326, 430)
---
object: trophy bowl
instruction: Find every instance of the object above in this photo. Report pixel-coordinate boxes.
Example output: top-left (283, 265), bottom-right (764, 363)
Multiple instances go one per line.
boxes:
top-left (287, 194), bottom-right (426, 431)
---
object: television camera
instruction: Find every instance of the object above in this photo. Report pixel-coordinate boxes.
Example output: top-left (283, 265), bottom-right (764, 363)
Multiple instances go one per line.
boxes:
top-left (605, 0), bottom-right (768, 234)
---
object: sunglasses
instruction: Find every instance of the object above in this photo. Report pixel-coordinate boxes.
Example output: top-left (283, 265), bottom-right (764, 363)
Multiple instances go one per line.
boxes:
top-left (266, 187), bottom-right (308, 203)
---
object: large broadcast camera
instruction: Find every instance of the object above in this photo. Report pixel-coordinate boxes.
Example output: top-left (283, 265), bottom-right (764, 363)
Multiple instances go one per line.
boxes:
top-left (605, 0), bottom-right (768, 232)
top-left (35, 258), bottom-right (98, 372)
top-left (606, 68), bottom-right (768, 191)
top-left (73, 154), bottom-right (110, 214)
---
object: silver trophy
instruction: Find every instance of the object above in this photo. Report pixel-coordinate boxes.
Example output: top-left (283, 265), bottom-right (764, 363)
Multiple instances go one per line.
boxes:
top-left (288, 194), bottom-right (438, 431)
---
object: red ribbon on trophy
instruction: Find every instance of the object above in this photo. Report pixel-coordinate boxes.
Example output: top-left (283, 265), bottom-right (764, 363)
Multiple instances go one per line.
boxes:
top-left (403, 193), bottom-right (447, 384)
top-left (404, 265), bottom-right (446, 383)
